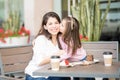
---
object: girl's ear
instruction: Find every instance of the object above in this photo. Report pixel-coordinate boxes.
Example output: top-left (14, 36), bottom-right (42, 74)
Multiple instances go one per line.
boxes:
top-left (44, 25), bottom-right (47, 30)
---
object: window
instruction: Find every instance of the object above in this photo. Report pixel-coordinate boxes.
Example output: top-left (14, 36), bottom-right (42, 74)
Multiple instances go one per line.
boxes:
top-left (61, 0), bottom-right (120, 44)
top-left (100, 0), bottom-right (120, 44)
top-left (0, 0), bottom-right (24, 28)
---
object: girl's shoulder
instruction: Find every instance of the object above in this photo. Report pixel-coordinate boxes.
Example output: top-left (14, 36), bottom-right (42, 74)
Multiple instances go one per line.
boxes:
top-left (58, 35), bottom-right (62, 39)
top-left (58, 36), bottom-right (63, 43)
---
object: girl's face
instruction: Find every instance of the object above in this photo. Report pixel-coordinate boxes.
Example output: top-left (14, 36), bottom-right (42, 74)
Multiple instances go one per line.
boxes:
top-left (60, 20), bottom-right (66, 35)
top-left (44, 17), bottom-right (60, 36)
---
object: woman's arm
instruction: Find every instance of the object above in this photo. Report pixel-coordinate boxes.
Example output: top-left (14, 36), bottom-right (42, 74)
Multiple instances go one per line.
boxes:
top-left (32, 36), bottom-right (52, 66)
top-left (38, 56), bottom-right (51, 66)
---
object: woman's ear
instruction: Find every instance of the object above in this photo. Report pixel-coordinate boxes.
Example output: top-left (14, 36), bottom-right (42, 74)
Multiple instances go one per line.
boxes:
top-left (44, 25), bottom-right (47, 30)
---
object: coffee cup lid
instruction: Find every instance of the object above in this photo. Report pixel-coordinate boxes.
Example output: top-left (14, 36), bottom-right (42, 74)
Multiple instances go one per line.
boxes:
top-left (51, 55), bottom-right (60, 58)
top-left (103, 51), bottom-right (113, 55)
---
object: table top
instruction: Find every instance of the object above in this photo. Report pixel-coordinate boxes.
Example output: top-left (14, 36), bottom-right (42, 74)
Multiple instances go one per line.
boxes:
top-left (33, 62), bottom-right (120, 78)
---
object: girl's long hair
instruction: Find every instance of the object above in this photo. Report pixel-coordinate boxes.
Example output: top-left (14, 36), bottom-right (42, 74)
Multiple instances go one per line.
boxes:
top-left (62, 17), bottom-right (82, 55)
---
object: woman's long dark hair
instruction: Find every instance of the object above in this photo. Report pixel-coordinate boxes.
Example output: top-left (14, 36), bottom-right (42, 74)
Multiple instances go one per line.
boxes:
top-left (36, 12), bottom-right (61, 39)
top-left (35, 12), bottom-right (62, 49)
top-left (62, 16), bottom-right (82, 55)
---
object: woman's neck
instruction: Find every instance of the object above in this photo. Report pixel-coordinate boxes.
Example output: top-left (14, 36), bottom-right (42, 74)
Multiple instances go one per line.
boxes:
top-left (51, 35), bottom-right (57, 46)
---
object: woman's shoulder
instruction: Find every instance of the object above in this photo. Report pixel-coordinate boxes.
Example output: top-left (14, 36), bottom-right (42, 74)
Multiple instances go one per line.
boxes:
top-left (35, 35), bottom-right (47, 42)
top-left (36, 35), bottom-right (46, 39)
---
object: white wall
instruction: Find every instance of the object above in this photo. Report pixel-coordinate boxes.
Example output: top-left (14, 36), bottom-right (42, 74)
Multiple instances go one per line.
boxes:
top-left (24, 0), bottom-right (53, 37)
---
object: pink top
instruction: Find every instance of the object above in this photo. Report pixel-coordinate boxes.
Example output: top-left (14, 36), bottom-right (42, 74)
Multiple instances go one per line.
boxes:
top-left (59, 37), bottom-right (87, 62)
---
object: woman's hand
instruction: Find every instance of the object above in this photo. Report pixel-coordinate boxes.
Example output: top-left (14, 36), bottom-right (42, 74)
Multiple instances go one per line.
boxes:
top-left (54, 50), bottom-right (65, 56)
top-left (32, 39), bottom-right (35, 46)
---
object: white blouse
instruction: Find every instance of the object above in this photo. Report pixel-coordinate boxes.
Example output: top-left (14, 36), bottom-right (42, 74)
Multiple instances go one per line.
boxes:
top-left (25, 35), bottom-right (59, 77)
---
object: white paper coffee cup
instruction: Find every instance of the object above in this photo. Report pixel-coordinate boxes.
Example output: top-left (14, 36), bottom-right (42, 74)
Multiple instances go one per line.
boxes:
top-left (50, 55), bottom-right (60, 71)
top-left (103, 52), bottom-right (113, 67)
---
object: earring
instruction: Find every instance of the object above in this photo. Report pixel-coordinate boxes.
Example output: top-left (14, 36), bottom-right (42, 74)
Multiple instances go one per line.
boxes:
top-left (44, 25), bottom-right (47, 30)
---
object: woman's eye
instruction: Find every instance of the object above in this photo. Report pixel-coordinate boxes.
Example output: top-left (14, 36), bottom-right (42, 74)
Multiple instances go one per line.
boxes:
top-left (55, 22), bottom-right (59, 24)
top-left (48, 22), bottom-right (59, 26)
top-left (48, 23), bottom-right (52, 25)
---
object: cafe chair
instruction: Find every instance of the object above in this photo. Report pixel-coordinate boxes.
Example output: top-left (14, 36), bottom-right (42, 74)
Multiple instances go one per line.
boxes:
top-left (0, 45), bottom-right (33, 80)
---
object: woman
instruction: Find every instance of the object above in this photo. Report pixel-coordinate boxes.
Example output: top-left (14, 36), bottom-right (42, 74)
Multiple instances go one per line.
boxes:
top-left (25, 12), bottom-right (63, 80)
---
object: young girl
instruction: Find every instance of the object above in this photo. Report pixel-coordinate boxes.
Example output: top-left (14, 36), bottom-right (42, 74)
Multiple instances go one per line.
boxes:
top-left (59, 16), bottom-right (87, 80)
top-left (59, 16), bottom-right (86, 62)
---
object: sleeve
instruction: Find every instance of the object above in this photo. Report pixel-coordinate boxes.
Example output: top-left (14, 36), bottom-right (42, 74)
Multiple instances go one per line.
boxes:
top-left (76, 46), bottom-right (87, 61)
top-left (59, 37), bottom-right (74, 61)
top-left (60, 52), bottom-right (71, 61)
top-left (32, 36), bottom-right (48, 66)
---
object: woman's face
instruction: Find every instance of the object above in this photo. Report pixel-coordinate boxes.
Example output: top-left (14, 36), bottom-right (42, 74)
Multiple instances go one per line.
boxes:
top-left (60, 20), bottom-right (66, 35)
top-left (44, 17), bottom-right (60, 36)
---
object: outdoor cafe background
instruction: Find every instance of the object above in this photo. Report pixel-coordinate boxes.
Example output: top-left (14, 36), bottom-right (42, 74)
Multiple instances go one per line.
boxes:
top-left (0, 0), bottom-right (119, 53)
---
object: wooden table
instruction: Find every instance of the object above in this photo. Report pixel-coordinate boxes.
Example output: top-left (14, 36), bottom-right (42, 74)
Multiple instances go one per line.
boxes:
top-left (33, 62), bottom-right (120, 79)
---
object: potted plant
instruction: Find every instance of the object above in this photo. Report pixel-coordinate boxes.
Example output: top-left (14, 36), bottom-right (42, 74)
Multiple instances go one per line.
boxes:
top-left (71, 0), bottom-right (111, 41)
top-left (0, 11), bottom-right (30, 46)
